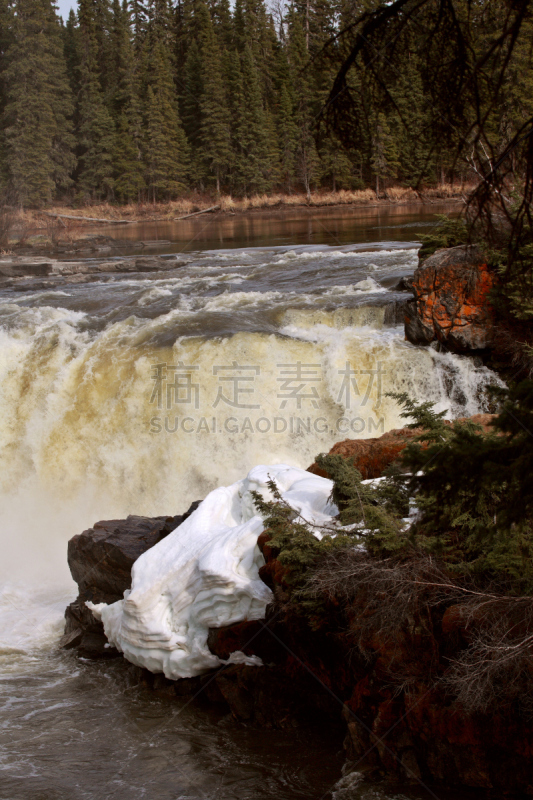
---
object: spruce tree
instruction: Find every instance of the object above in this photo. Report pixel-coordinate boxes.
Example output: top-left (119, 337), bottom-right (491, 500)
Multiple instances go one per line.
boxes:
top-left (210, 0), bottom-right (233, 49)
top-left (231, 44), bottom-right (273, 194)
top-left (181, 39), bottom-right (204, 185)
top-left (370, 112), bottom-right (400, 196)
top-left (93, 0), bottom-right (114, 96)
top-left (0, 0), bottom-right (12, 193)
top-left (198, 1), bottom-right (232, 194)
top-left (287, 9), bottom-right (320, 198)
top-left (110, 0), bottom-right (145, 201)
top-left (131, 0), bottom-right (149, 52)
top-left (143, 38), bottom-right (189, 199)
top-left (392, 46), bottom-right (433, 186)
top-left (77, 0), bottom-right (115, 201)
top-left (277, 82), bottom-right (298, 192)
top-left (319, 131), bottom-right (353, 191)
top-left (1, 0), bottom-right (75, 207)
top-left (63, 9), bottom-right (80, 98)
top-left (174, 0), bottom-right (192, 78)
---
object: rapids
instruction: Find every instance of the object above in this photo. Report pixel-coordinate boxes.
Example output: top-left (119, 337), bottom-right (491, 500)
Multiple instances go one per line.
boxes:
top-left (0, 209), bottom-right (503, 799)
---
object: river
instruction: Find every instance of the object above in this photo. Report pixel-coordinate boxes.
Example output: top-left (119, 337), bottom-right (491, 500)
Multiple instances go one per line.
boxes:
top-left (0, 204), bottom-right (497, 799)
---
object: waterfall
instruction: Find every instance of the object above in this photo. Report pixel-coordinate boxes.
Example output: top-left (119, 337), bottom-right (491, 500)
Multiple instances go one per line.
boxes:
top-left (0, 302), bottom-right (501, 587)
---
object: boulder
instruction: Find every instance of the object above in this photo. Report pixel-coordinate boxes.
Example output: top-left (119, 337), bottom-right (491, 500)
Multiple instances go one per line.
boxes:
top-left (307, 415), bottom-right (495, 481)
top-left (307, 427), bottom-right (419, 480)
top-left (404, 245), bottom-right (497, 352)
top-left (68, 514), bottom-right (182, 604)
top-left (63, 501), bottom-right (201, 657)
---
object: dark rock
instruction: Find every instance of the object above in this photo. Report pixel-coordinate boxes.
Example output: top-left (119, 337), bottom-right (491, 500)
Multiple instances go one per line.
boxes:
top-left (213, 664), bottom-right (340, 729)
top-left (64, 596), bottom-right (107, 637)
top-left (395, 275), bottom-right (414, 292)
top-left (114, 261), bottom-right (138, 272)
top-left (404, 245), bottom-right (497, 352)
top-left (207, 619), bottom-right (283, 665)
top-left (134, 257), bottom-right (166, 272)
top-left (63, 500), bottom-right (202, 658)
top-left (11, 279), bottom-right (57, 292)
top-left (67, 514), bottom-right (181, 604)
top-left (58, 628), bottom-right (83, 649)
top-left (134, 257), bottom-right (183, 272)
top-left (404, 298), bottom-right (433, 343)
top-left (383, 298), bottom-right (410, 326)
top-left (11, 262), bottom-right (54, 276)
top-left (0, 260), bottom-right (54, 279)
top-left (215, 666), bottom-right (255, 720)
top-left (77, 632), bottom-right (121, 659)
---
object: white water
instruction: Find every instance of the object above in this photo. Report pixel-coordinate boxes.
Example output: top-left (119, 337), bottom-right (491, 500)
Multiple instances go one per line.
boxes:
top-left (0, 315), bottom-right (498, 594)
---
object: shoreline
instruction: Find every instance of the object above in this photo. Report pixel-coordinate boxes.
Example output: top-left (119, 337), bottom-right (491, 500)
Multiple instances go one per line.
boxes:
top-left (2, 186), bottom-right (469, 247)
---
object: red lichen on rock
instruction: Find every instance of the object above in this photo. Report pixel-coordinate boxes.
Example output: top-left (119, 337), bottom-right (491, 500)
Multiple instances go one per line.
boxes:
top-left (404, 245), bottom-right (497, 352)
top-left (307, 427), bottom-right (418, 479)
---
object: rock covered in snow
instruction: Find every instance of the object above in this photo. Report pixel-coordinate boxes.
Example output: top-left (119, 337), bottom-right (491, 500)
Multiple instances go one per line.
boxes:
top-left (88, 465), bottom-right (336, 679)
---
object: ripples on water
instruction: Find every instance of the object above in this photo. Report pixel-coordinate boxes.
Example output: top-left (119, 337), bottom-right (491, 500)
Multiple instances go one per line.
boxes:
top-left (0, 604), bottom-right (344, 800)
top-left (0, 208), bottom-right (498, 799)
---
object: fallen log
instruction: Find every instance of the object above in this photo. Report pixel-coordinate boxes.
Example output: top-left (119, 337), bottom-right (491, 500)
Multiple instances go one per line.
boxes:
top-left (41, 211), bottom-right (133, 224)
top-left (174, 205), bottom-right (220, 221)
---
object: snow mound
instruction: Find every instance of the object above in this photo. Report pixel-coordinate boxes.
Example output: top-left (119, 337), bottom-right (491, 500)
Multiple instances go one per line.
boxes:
top-left (88, 464), bottom-right (335, 679)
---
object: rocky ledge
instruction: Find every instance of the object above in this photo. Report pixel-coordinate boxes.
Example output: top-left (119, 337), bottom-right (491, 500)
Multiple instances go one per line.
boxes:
top-left (61, 420), bottom-right (533, 796)
top-left (0, 253), bottom-right (190, 292)
top-left (404, 244), bottom-right (497, 353)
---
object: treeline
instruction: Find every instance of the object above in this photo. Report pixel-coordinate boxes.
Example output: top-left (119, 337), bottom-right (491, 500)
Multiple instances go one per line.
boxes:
top-left (0, 0), bottom-right (531, 207)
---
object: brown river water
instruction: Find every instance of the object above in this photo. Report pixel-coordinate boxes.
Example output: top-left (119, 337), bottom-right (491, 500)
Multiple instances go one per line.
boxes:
top-left (0, 204), bottom-right (493, 800)
top-left (81, 202), bottom-right (458, 254)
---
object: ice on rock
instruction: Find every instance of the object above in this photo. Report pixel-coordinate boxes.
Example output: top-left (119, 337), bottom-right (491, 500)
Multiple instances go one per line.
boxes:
top-left (87, 464), bottom-right (335, 679)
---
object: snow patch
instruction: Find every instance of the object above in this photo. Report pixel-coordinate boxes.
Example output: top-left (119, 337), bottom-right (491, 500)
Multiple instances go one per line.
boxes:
top-left (88, 464), bottom-right (335, 679)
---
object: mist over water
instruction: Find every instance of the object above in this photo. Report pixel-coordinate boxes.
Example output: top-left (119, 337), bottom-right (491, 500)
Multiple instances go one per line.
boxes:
top-left (0, 211), bottom-right (502, 799)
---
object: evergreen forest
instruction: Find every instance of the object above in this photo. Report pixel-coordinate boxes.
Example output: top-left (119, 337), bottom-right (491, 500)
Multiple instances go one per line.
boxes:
top-left (1, 0), bottom-right (533, 207)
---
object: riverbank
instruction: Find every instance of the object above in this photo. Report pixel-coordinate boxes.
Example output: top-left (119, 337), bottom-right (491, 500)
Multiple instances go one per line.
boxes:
top-left (1, 185), bottom-right (469, 252)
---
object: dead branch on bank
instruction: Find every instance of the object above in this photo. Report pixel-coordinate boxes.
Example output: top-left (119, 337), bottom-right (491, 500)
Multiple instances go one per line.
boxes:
top-left (41, 211), bottom-right (133, 224)
top-left (174, 204), bottom-right (220, 220)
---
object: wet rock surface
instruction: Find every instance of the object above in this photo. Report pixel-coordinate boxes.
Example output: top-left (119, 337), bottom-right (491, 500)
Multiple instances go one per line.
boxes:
top-left (62, 503), bottom-right (200, 657)
top-left (0, 252), bottom-right (190, 291)
top-left (404, 245), bottom-right (497, 352)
